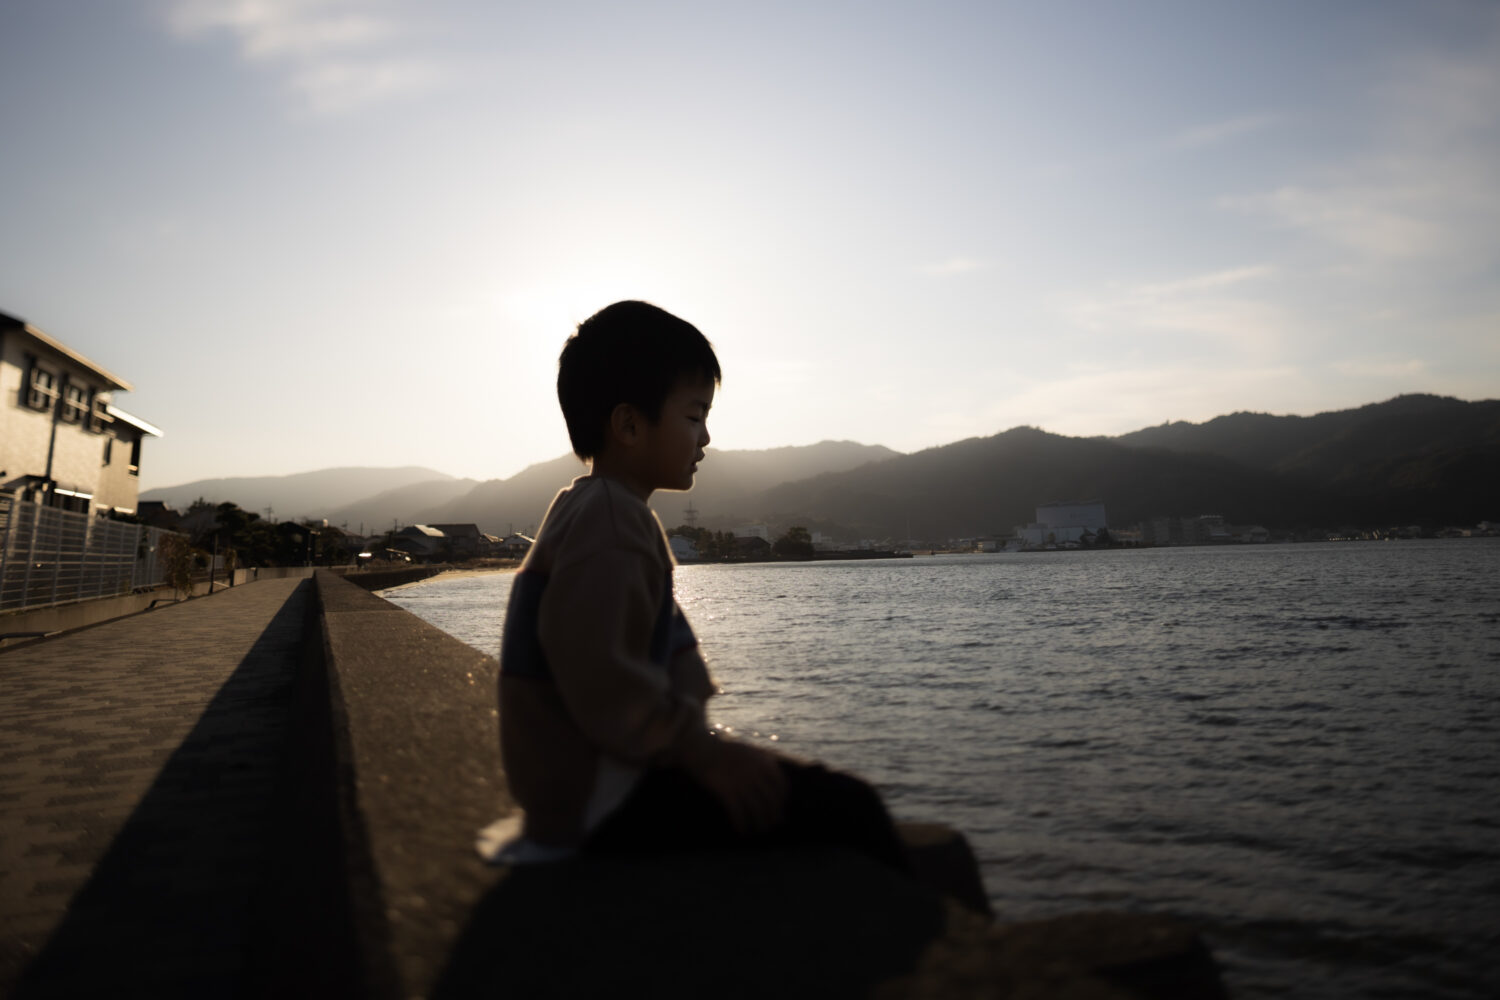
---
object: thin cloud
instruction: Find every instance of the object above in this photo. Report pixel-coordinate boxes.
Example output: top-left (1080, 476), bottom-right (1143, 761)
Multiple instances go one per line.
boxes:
top-left (1223, 181), bottom-right (1447, 260)
top-left (1066, 265), bottom-right (1285, 347)
top-left (971, 363), bottom-right (1320, 439)
top-left (1222, 29), bottom-right (1500, 265)
top-left (161, 0), bottom-right (449, 114)
top-left (1169, 113), bottom-right (1282, 150)
top-left (1134, 265), bottom-right (1274, 297)
top-left (919, 256), bottom-right (993, 276)
top-left (165, 0), bottom-right (395, 60)
top-left (290, 56), bottom-right (447, 115)
top-left (1330, 358), bottom-right (1429, 380)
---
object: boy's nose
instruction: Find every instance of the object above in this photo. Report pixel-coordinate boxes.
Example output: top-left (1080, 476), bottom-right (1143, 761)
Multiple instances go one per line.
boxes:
top-left (701, 423), bottom-right (711, 446)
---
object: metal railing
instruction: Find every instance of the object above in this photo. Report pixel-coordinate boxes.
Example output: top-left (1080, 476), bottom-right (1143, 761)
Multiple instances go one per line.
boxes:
top-left (0, 494), bottom-right (183, 612)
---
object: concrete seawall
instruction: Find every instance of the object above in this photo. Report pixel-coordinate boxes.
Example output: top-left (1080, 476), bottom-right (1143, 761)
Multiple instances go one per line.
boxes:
top-left (313, 569), bottom-right (510, 996)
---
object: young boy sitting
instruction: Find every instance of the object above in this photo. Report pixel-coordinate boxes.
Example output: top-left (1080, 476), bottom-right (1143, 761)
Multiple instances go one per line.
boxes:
top-left (488, 300), bottom-right (907, 868)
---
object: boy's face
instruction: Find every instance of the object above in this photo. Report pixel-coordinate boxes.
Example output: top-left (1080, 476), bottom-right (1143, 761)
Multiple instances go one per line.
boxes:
top-left (641, 375), bottom-right (714, 493)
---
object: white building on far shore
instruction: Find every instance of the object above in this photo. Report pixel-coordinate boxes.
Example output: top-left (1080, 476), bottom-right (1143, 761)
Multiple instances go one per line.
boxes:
top-left (668, 534), bottom-right (699, 562)
top-left (1014, 499), bottom-right (1107, 548)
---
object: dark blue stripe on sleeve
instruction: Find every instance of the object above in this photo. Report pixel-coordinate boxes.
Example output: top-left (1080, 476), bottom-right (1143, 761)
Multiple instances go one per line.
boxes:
top-left (499, 569), bottom-right (551, 679)
top-left (649, 569), bottom-right (699, 666)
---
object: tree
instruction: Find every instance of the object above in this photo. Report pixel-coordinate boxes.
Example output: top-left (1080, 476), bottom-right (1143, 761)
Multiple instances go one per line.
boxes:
top-left (670, 524), bottom-right (736, 560)
top-left (708, 529), bottom-right (735, 560)
top-left (773, 526), bottom-right (814, 559)
top-left (319, 530), bottom-right (354, 566)
top-left (157, 534), bottom-right (194, 598)
top-left (196, 502), bottom-right (283, 566)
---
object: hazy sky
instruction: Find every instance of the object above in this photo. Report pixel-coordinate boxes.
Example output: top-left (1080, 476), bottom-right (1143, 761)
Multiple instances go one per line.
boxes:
top-left (3, 1), bottom-right (1496, 491)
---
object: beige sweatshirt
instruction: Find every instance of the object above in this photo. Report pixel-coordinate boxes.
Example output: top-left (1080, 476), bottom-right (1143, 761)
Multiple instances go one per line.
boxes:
top-left (499, 476), bottom-right (717, 845)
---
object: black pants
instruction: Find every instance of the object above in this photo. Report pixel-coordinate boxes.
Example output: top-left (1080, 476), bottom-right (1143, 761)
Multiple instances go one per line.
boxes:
top-left (582, 758), bottom-right (910, 872)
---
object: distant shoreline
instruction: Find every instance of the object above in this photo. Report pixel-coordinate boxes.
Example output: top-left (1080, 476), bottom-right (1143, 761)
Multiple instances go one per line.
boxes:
top-left (430, 566), bottom-right (519, 582)
top-left (371, 564), bottom-right (518, 592)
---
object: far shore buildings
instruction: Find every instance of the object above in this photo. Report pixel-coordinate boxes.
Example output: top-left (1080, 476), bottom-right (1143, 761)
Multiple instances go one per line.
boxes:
top-left (1, 312), bottom-right (161, 516)
top-left (668, 534), bottom-right (699, 562)
top-left (1014, 500), bottom-right (1107, 549)
top-left (427, 523), bottom-right (495, 560)
top-left (1142, 515), bottom-right (1270, 545)
top-left (499, 533), bottom-right (534, 558)
top-left (391, 524), bottom-right (448, 561)
top-left (390, 523), bottom-right (508, 562)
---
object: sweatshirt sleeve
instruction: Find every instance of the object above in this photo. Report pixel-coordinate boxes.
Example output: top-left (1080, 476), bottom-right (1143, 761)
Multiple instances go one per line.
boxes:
top-left (535, 521), bottom-right (714, 767)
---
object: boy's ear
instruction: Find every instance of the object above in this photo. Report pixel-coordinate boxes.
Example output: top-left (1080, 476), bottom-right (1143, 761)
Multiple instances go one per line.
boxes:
top-left (608, 402), bottom-right (642, 447)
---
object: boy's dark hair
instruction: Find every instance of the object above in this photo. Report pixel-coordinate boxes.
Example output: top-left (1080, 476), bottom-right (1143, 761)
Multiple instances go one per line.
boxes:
top-left (557, 301), bottom-right (721, 461)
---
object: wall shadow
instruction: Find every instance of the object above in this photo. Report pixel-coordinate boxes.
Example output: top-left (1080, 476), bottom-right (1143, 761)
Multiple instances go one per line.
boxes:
top-left (12, 580), bottom-right (357, 999)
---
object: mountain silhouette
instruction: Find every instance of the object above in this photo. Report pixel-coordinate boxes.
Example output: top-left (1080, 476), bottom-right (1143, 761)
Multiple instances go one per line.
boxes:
top-left (416, 441), bottom-right (899, 536)
top-left (139, 466), bottom-right (457, 521)
top-left (1112, 394), bottom-right (1500, 525)
top-left (751, 427), bottom-right (1337, 540)
top-left (137, 396), bottom-right (1496, 539)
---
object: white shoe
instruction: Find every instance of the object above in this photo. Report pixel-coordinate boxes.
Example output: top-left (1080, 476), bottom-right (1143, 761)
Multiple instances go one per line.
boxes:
top-left (475, 814), bottom-right (577, 865)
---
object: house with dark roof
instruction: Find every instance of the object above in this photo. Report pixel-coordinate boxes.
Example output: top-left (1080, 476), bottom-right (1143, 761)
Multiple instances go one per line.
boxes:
top-left (1, 311), bottom-right (162, 515)
top-left (499, 532), bottom-right (533, 557)
top-left (427, 523), bottom-right (490, 559)
top-left (391, 524), bottom-right (447, 562)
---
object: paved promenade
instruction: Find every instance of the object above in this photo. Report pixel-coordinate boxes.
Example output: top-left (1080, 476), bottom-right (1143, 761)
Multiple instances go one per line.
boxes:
top-left (0, 579), bottom-right (312, 997)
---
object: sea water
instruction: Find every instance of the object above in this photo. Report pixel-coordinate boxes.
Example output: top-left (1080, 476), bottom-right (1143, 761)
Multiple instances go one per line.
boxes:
top-left (379, 539), bottom-right (1500, 998)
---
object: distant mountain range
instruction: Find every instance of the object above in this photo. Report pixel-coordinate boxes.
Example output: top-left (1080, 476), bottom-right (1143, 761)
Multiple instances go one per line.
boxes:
top-left (754, 426), bottom-right (1320, 540)
top-left (327, 477), bottom-right (480, 533)
top-left (139, 466), bottom-right (460, 522)
top-left (141, 395), bottom-right (1498, 539)
top-left (755, 394), bottom-right (1497, 538)
top-left (412, 441), bottom-right (901, 536)
top-left (1113, 394), bottom-right (1500, 524)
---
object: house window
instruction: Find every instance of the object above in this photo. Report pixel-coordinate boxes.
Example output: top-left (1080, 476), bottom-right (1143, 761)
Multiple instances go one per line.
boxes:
top-left (129, 435), bottom-right (141, 476)
top-left (88, 395), bottom-right (110, 433)
top-left (62, 383), bottom-right (88, 423)
top-left (26, 365), bottom-right (57, 411)
top-left (103, 437), bottom-right (113, 465)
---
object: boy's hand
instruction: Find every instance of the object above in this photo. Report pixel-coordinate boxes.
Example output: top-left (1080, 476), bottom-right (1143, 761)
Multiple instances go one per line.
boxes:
top-left (686, 737), bottom-right (788, 835)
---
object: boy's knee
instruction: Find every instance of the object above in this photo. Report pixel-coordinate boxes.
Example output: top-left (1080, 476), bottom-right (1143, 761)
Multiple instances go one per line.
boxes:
top-left (785, 762), bottom-right (887, 817)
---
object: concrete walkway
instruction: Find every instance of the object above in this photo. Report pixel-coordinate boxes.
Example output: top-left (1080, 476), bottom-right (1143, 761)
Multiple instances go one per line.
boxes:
top-left (0, 579), bottom-right (313, 998)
